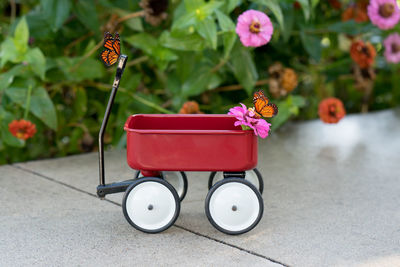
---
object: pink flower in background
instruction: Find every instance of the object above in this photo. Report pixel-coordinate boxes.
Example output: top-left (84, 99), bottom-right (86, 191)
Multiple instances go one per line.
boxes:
top-left (383, 33), bottom-right (400, 63)
top-left (235, 10), bottom-right (273, 47)
top-left (228, 103), bottom-right (271, 138)
top-left (367, 0), bottom-right (400, 30)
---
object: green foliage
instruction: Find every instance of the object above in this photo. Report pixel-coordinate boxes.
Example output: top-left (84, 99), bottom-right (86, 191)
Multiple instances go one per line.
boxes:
top-left (0, 0), bottom-right (399, 164)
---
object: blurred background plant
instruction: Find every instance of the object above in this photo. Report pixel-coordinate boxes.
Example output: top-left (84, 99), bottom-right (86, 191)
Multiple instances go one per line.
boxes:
top-left (0, 0), bottom-right (399, 164)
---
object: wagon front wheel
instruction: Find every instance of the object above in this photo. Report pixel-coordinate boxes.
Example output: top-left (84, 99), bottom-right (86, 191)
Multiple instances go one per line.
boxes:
top-left (208, 168), bottom-right (264, 194)
top-left (205, 178), bottom-right (263, 235)
top-left (123, 177), bottom-right (180, 233)
top-left (135, 170), bottom-right (188, 202)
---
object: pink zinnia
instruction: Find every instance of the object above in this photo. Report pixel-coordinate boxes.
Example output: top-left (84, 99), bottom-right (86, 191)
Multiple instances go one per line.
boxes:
top-left (383, 33), bottom-right (400, 63)
top-left (228, 103), bottom-right (271, 138)
top-left (235, 10), bottom-right (273, 47)
top-left (367, 0), bottom-right (400, 30)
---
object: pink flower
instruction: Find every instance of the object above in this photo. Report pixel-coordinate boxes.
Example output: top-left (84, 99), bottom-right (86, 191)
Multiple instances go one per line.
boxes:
top-left (384, 33), bottom-right (400, 63)
top-left (235, 10), bottom-right (274, 47)
top-left (367, 0), bottom-right (400, 30)
top-left (228, 103), bottom-right (271, 138)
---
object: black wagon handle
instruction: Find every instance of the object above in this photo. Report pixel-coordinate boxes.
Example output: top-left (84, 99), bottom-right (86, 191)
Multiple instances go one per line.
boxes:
top-left (98, 55), bottom-right (128, 187)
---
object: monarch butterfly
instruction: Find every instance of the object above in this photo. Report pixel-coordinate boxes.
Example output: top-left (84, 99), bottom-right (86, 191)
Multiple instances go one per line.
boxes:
top-left (253, 90), bottom-right (278, 118)
top-left (100, 32), bottom-right (120, 66)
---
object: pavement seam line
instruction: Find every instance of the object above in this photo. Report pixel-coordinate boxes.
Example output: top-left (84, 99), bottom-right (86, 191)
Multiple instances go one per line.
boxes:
top-left (12, 164), bottom-right (290, 267)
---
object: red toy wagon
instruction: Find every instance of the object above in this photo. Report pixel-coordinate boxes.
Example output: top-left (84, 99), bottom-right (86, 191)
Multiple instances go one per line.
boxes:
top-left (97, 56), bottom-right (265, 235)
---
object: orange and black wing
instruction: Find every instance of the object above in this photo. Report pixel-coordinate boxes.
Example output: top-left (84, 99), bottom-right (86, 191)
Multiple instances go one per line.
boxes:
top-left (100, 32), bottom-right (121, 66)
top-left (112, 32), bottom-right (120, 56)
top-left (100, 50), bottom-right (119, 66)
top-left (253, 90), bottom-right (278, 118)
top-left (103, 32), bottom-right (114, 51)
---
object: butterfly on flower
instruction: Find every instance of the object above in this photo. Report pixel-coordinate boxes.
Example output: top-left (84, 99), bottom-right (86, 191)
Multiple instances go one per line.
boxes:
top-left (100, 32), bottom-right (121, 66)
top-left (252, 90), bottom-right (278, 118)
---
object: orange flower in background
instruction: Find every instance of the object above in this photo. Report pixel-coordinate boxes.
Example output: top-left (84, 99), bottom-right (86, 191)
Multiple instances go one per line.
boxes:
top-left (8, 119), bottom-right (37, 140)
top-left (342, 1), bottom-right (369, 22)
top-left (350, 40), bottom-right (376, 69)
top-left (318, 98), bottom-right (346, 124)
top-left (179, 101), bottom-right (203, 114)
top-left (281, 68), bottom-right (298, 93)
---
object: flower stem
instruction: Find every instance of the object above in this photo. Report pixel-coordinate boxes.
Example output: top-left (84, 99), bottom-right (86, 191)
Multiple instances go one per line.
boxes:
top-left (24, 85), bottom-right (33, 119)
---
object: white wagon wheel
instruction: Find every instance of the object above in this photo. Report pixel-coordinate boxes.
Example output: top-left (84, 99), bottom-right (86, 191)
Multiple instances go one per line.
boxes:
top-left (135, 170), bottom-right (188, 201)
top-left (208, 168), bottom-right (264, 194)
top-left (205, 178), bottom-right (263, 235)
top-left (122, 177), bottom-right (180, 233)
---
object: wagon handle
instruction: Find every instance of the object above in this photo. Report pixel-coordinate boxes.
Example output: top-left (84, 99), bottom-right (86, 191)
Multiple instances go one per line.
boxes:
top-left (98, 55), bottom-right (128, 187)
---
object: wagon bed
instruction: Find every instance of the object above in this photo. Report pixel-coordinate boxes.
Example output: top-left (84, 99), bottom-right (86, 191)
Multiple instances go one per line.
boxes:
top-left (124, 114), bottom-right (258, 172)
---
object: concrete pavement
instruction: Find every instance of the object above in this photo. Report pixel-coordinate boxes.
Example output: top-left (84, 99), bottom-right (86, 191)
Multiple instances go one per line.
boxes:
top-left (1, 109), bottom-right (400, 266)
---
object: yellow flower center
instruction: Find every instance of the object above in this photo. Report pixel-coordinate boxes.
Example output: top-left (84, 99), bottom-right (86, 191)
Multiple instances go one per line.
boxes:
top-left (16, 130), bottom-right (25, 139)
top-left (249, 21), bottom-right (261, 33)
top-left (379, 3), bottom-right (395, 18)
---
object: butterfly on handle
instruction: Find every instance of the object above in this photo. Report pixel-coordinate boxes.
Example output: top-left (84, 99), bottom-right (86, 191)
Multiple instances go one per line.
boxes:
top-left (253, 90), bottom-right (278, 118)
top-left (100, 32), bottom-right (121, 66)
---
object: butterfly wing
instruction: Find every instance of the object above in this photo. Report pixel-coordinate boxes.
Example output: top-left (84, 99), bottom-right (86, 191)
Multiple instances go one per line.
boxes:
top-left (259, 103), bottom-right (278, 118)
top-left (253, 90), bottom-right (278, 118)
top-left (103, 32), bottom-right (114, 51)
top-left (112, 32), bottom-right (120, 56)
top-left (100, 50), bottom-right (119, 66)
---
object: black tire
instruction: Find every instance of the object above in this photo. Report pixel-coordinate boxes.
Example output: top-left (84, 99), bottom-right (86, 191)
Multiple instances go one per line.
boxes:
top-left (122, 177), bottom-right (180, 233)
top-left (208, 168), bottom-right (264, 194)
top-left (135, 170), bottom-right (188, 202)
top-left (205, 178), bottom-right (264, 235)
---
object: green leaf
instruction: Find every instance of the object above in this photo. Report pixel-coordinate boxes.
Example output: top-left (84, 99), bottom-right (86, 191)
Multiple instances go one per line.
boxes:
top-left (296, 0), bottom-right (310, 20)
top-left (223, 31), bottom-right (237, 59)
top-left (56, 57), bottom-right (104, 82)
top-left (13, 16), bottom-right (29, 55)
top-left (0, 38), bottom-right (18, 66)
top-left (252, 0), bottom-right (284, 30)
top-left (223, 0), bottom-right (241, 13)
top-left (300, 31), bottom-right (321, 61)
top-left (326, 21), bottom-right (376, 35)
top-left (230, 42), bottom-right (258, 95)
top-left (195, 18), bottom-right (217, 49)
top-left (41, 0), bottom-right (71, 31)
top-left (271, 101), bottom-right (290, 131)
top-left (160, 31), bottom-right (206, 51)
top-left (173, 0), bottom-right (223, 29)
top-left (73, 0), bottom-right (100, 33)
top-left (0, 65), bottom-right (24, 91)
top-left (215, 10), bottom-right (235, 32)
top-left (125, 33), bottom-right (158, 54)
top-left (311, 0), bottom-right (320, 8)
top-left (181, 65), bottom-right (213, 97)
top-left (124, 17), bottom-right (143, 32)
top-left (24, 48), bottom-right (46, 80)
top-left (125, 33), bottom-right (177, 68)
top-left (5, 87), bottom-right (58, 130)
top-left (72, 87), bottom-right (87, 120)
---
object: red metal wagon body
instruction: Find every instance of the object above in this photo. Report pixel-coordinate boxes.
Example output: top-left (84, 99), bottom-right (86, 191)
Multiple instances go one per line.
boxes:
top-left (124, 114), bottom-right (258, 172)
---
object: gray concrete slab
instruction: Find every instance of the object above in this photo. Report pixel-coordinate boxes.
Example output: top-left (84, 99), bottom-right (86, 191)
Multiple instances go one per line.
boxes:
top-left (6, 109), bottom-right (400, 266)
top-left (0, 165), bottom-right (278, 266)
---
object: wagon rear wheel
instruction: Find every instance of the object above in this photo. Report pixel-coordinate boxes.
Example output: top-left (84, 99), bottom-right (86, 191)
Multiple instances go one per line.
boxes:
top-left (135, 171), bottom-right (188, 201)
top-left (123, 177), bottom-right (180, 233)
top-left (205, 178), bottom-right (263, 235)
top-left (208, 168), bottom-right (264, 194)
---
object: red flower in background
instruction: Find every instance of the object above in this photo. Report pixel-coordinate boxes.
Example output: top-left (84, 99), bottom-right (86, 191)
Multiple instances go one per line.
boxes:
top-left (350, 40), bottom-right (376, 69)
top-left (8, 119), bottom-right (37, 140)
top-left (318, 98), bottom-right (346, 124)
top-left (342, 0), bottom-right (369, 22)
